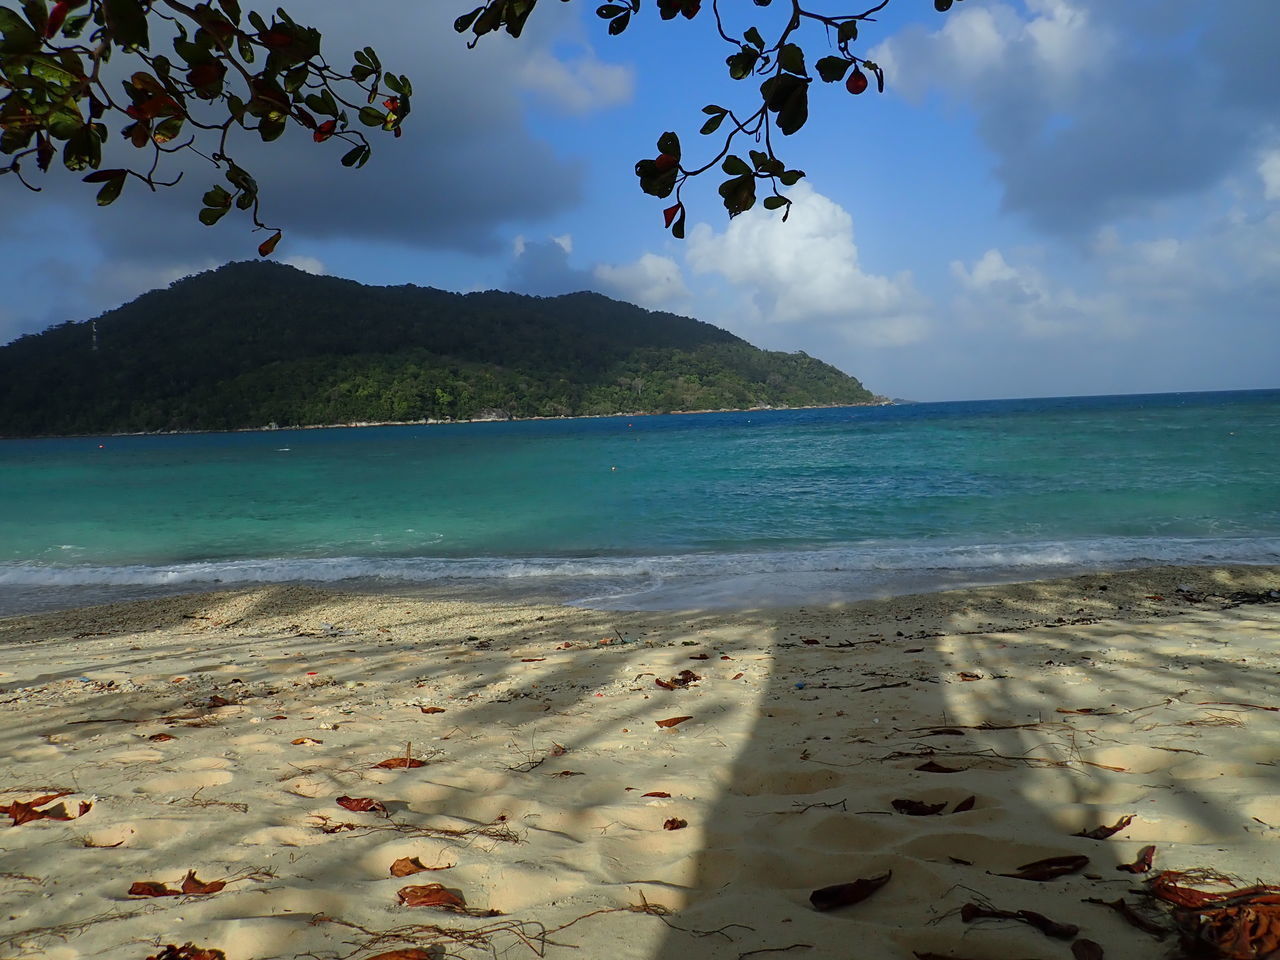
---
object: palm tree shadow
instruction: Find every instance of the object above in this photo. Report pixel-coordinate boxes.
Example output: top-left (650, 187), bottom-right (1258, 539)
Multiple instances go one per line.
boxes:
top-left (644, 567), bottom-right (1280, 960)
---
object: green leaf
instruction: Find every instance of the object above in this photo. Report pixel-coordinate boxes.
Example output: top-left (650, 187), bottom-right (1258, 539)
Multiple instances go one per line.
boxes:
top-left (95, 173), bottom-right (125, 206)
top-left (701, 104), bottom-right (727, 115)
top-left (20, 0), bottom-right (48, 35)
top-left (340, 144), bottom-right (369, 167)
top-left (777, 169), bottom-right (804, 186)
top-left (607, 10), bottom-right (629, 35)
top-left (725, 50), bottom-right (757, 81)
top-left (721, 155), bottom-right (751, 177)
top-left (596, 4), bottom-right (625, 17)
top-left (656, 130), bottom-right (680, 159)
top-left (202, 184), bottom-right (231, 207)
top-left (775, 82), bottom-right (809, 136)
top-left (779, 43), bottom-right (806, 76)
top-left (247, 9), bottom-right (266, 32)
top-left (198, 205), bottom-right (229, 225)
top-left (743, 26), bottom-right (764, 51)
top-left (0, 7), bottom-right (40, 55)
top-left (699, 112), bottom-right (725, 135)
top-left (763, 195), bottom-right (788, 210)
top-left (103, 0), bottom-right (150, 50)
top-left (935, 0), bottom-right (953, 10)
top-left (258, 114), bottom-right (286, 142)
top-left (357, 106), bottom-right (385, 127)
top-left (837, 20), bottom-right (858, 44)
top-left (383, 73), bottom-right (404, 94)
top-left (815, 56), bottom-right (852, 83)
top-left (718, 174), bottom-right (755, 217)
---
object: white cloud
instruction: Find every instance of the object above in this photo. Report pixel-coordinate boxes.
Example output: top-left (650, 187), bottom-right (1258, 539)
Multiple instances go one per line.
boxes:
top-left (282, 255), bottom-right (325, 275)
top-left (1260, 150), bottom-right (1280, 201)
top-left (685, 185), bottom-right (928, 347)
top-left (594, 253), bottom-right (690, 310)
top-left (519, 48), bottom-right (633, 114)
top-left (950, 248), bottom-right (1132, 339)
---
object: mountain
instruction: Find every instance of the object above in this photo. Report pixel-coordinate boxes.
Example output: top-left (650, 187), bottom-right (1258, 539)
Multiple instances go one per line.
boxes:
top-left (0, 261), bottom-right (878, 436)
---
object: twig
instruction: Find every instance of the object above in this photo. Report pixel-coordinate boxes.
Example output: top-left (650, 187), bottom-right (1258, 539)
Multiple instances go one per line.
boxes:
top-left (738, 945), bottom-right (813, 959)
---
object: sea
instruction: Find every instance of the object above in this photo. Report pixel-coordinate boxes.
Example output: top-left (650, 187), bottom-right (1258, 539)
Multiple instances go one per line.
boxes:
top-left (1, 389), bottom-right (1277, 617)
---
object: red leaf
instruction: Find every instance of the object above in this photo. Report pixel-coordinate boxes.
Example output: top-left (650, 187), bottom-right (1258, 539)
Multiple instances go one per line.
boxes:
top-left (312, 119), bottom-right (338, 143)
top-left (642, 791), bottom-right (671, 798)
top-left (180, 871), bottom-right (226, 895)
top-left (663, 818), bottom-right (688, 830)
top-left (257, 231), bottom-right (282, 258)
top-left (129, 881), bottom-right (181, 897)
top-left (337, 796), bottom-right (387, 813)
top-left (1116, 845), bottom-right (1155, 874)
top-left (655, 716), bottom-right (692, 728)
top-left (391, 856), bottom-right (454, 877)
top-left (397, 883), bottom-right (466, 910)
top-left (45, 0), bottom-right (70, 37)
top-left (145, 944), bottom-right (228, 960)
top-left (999, 854), bottom-right (1089, 881)
top-left (663, 203), bottom-right (682, 228)
top-left (419, 706), bottom-right (446, 714)
top-left (732, 672), bottom-right (744, 680)
top-left (1074, 814), bottom-right (1134, 839)
top-left (809, 871), bottom-right (891, 911)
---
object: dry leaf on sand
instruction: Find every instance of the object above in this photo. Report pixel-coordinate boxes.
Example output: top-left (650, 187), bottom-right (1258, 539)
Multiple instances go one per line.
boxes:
top-left (397, 883), bottom-right (466, 910)
top-left (655, 716), bottom-right (692, 728)
top-left (810, 872), bottom-right (892, 911)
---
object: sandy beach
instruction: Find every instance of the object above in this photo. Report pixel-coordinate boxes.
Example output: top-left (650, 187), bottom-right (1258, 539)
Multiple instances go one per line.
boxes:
top-left (3, 565), bottom-right (1280, 960)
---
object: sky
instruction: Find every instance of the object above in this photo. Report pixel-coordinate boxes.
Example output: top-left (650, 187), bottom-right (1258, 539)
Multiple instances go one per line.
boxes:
top-left (1, 0), bottom-right (1278, 401)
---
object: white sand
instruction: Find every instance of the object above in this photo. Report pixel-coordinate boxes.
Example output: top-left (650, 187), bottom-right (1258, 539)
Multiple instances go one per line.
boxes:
top-left (2, 565), bottom-right (1279, 960)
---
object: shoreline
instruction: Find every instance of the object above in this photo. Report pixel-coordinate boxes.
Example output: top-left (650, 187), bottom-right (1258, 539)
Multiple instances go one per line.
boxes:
top-left (2, 564), bottom-right (1279, 960)
top-left (0, 398), bottom-right (893, 441)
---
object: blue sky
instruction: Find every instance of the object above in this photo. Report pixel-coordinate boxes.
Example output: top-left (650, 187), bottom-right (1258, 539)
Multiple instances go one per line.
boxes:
top-left (2, 0), bottom-right (1278, 401)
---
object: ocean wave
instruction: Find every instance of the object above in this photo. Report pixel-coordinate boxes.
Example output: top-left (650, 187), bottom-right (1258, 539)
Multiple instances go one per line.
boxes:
top-left (1, 536), bottom-right (1278, 587)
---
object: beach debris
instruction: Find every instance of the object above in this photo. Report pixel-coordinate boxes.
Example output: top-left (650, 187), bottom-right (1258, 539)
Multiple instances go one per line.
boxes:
top-left (655, 716), bottom-right (693, 728)
top-left (1195, 701), bottom-right (1279, 712)
top-left (953, 795), bottom-right (976, 812)
top-left (1117, 845), bottom-right (1156, 873)
top-left (149, 733), bottom-right (176, 742)
top-left (960, 902), bottom-right (1079, 939)
top-left (145, 944), bottom-right (226, 960)
top-left (1056, 707), bottom-right (1118, 716)
top-left (1, 791), bottom-right (91, 826)
top-left (997, 854), bottom-right (1089, 882)
top-left (915, 761), bottom-right (963, 773)
top-left (892, 798), bottom-right (947, 816)
top-left (375, 756), bottom-right (427, 769)
top-left (291, 737), bottom-right (323, 745)
top-left (689, 653), bottom-right (711, 659)
top-left (809, 872), bottom-right (891, 911)
top-left (337, 796), bottom-right (388, 814)
top-left (1074, 814), bottom-right (1135, 839)
top-left (732, 672), bottom-right (745, 680)
top-left (655, 670), bottom-right (701, 690)
top-left (957, 672), bottom-right (983, 681)
top-left (419, 706), bottom-right (446, 714)
top-left (552, 770), bottom-right (584, 777)
top-left (549, 742), bottom-right (569, 756)
top-left (362, 950), bottom-right (435, 960)
top-left (390, 856), bottom-right (453, 877)
top-left (1083, 897), bottom-right (1167, 938)
top-left (1071, 941), bottom-right (1105, 960)
top-left (643, 791), bottom-right (672, 798)
top-left (663, 818), bottom-right (688, 830)
top-left (1147, 870), bottom-right (1280, 958)
top-left (397, 882), bottom-right (466, 910)
top-left (129, 871), bottom-right (226, 897)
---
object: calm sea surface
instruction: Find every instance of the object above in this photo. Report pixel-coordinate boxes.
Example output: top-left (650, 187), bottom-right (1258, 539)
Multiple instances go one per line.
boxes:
top-left (1, 390), bottom-right (1277, 614)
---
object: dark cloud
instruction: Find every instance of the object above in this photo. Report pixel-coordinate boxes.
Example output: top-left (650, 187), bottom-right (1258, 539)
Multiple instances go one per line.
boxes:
top-left (879, 0), bottom-right (1280, 235)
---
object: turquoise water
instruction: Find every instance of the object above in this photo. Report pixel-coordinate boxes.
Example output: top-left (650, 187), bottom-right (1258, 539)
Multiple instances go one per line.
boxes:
top-left (1, 390), bottom-right (1277, 613)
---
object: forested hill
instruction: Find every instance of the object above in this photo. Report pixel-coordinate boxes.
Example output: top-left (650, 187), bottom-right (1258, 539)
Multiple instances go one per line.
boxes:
top-left (0, 261), bottom-right (878, 436)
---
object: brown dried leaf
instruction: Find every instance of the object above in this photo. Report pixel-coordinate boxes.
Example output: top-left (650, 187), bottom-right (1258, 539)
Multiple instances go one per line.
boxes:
top-left (2, 791), bottom-right (86, 826)
top-left (810, 871), bottom-right (891, 911)
top-left (1116, 844), bottom-right (1155, 873)
top-left (953, 795), bottom-right (977, 813)
top-left (337, 796), bottom-right (387, 814)
top-left (291, 737), bottom-right (322, 745)
top-left (958, 672), bottom-right (983, 681)
top-left (129, 881), bottom-right (181, 897)
top-left (362, 951), bottom-right (436, 960)
top-left (916, 761), bottom-right (963, 773)
top-left (1056, 706), bottom-right (1117, 715)
top-left (643, 791), bottom-right (672, 798)
top-left (655, 716), bottom-right (692, 728)
top-left (999, 853), bottom-right (1089, 881)
top-left (1075, 814), bottom-right (1135, 839)
top-left (655, 679), bottom-right (676, 690)
top-left (689, 654), bottom-right (710, 660)
top-left (375, 757), bottom-right (426, 769)
top-left (207, 695), bottom-right (232, 707)
top-left (732, 672), bottom-right (745, 680)
top-left (552, 770), bottom-right (584, 777)
top-left (1084, 897), bottom-right (1167, 937)
top-left (145, 944), bottom-right (227, 960)
top-left (149, 733), bottom-right (176, 742)
top-left (179, 871), bottom-right (226, 895)
top-left (520, 658), bottom-right (546, 662)
top-left (891, 799), bottom-right (947, 816)
top-left (549, 742), bottom-right (568, 756)
top-left (397, 882), bottom-right (465, 910)
top-left (663, 818), bottom-right (688, 830)
top-left (391, 856), bottom-right (435, 877)
top-left (1072, 941), bottom-right (1105, 960)
top-left (419, 706), bottom-right (446, 714)
top-left (269, 714), bottom-right (287, 720)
